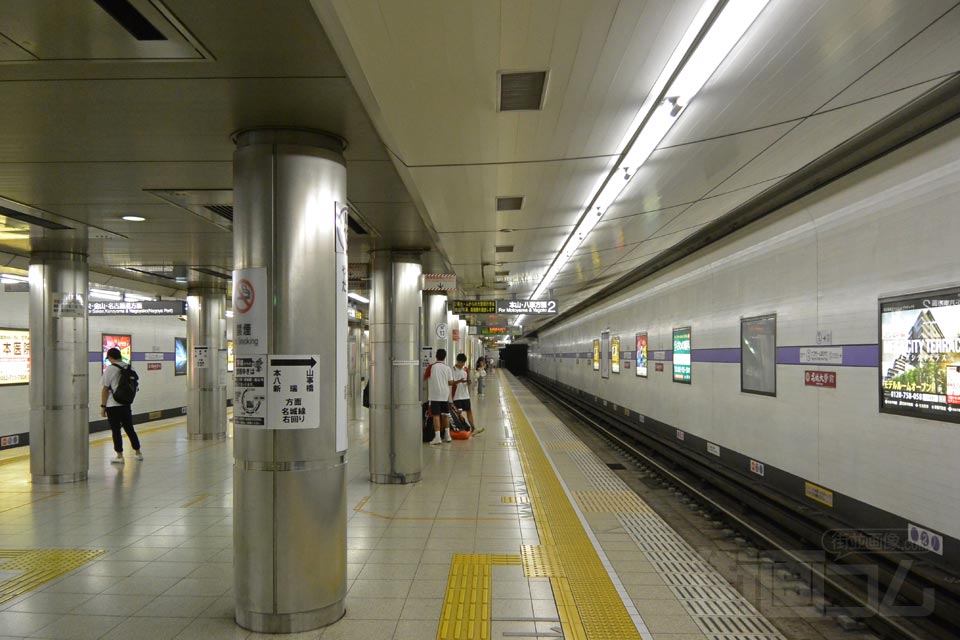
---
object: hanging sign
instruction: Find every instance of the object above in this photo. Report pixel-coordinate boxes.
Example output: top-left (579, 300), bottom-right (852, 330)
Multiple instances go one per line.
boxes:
top-left (480, 326), bottom-right (521, 336)
top-left (451, 300), bottom-right (496, 314)
top-left (233, 267), bottom-right (268, 355)
top-left (89, 300), bottom-right (186, 316)
top-left (495, 300), bottom-right (558, 315)
top-left (421, 273), bottom-right (457, 291)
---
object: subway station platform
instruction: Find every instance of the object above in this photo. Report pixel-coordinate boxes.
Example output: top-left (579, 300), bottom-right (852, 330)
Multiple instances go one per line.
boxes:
top-left (0, 372), bottom-right (784, 640)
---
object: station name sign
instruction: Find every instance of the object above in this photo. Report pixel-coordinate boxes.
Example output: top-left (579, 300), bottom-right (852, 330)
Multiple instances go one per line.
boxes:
top-left (450, 299), bottom-right (558, 315)
top-left (89, 300), bottom-right (186, 316)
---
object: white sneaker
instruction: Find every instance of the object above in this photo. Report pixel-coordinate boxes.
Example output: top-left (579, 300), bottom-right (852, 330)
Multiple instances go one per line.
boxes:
top-left (134, 451), bottom-right (143, 461)
top-left (429, 433), bottom-right (442, 446)
top-left (442, 429), bottom-right (452, 443)
top-left (110, 455), bottom-right (124, 465)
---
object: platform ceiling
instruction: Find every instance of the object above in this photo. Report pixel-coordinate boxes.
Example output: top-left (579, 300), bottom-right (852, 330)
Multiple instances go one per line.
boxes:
top-left (1, 1), bottom-right (959, 323)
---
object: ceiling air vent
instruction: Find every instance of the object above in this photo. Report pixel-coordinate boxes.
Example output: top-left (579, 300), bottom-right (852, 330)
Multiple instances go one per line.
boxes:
top-left (495, 270), bottom-right (509, 277)
top-left (204, 205), bottom-right (234, 221)
top-left (0, 205), bottom-right (73, 231)
top-left (93, 0), bottom-right (167, 41)
top-left (495, 245), bottom-right (514, 253)
top-left (496, 196), bottom-right (524, 211)
top-left (498, 71), bottom-right (547, 111)
top-left (347, 215), bottom-right (368, 235)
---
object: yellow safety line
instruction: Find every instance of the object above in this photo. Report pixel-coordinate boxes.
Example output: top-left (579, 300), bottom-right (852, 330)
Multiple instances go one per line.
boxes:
top-left (0, 419), bottom-right (192, 467)
top-left (499, 371), bottom-right (642, 640)
top-left (0, 549), bottom-right (106, 606)
top-left (179, 494), bottom-right (210, 508)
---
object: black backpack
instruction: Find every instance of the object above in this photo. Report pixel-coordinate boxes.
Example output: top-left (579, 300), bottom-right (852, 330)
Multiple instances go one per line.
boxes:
top-left (111, 363), bottom-right (140, 405)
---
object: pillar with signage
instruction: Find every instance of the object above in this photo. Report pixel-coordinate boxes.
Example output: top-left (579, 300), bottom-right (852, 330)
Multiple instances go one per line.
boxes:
top-left (232, 129), bottom-right (348, 633)
top-left (187, 280), bottom-right (227, 440)
top-left (28, 247), bottom-right (89, 484)
top-left (369, 251), bottom-right (422, 484)
top-left (421, 290), bottom-right (447, 401)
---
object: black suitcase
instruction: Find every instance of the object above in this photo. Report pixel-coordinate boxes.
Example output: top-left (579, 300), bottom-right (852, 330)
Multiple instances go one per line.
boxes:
top-left (422, 402), bottom-right (435, 442)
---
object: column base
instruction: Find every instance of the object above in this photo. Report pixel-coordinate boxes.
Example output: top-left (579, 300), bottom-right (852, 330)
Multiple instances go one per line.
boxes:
top-left (370, 471), bottom-right (422, 484)
top-left (32, 471), bottom-right (87, 485)
top-left (188, 433), bottom-right (228, 441)
top-left (235, 599), bottom-right (345, 633)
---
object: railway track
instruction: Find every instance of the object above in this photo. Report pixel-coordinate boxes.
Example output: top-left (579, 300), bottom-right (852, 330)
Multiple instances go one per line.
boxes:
top-left (523, 374), bottom-right (960, 640)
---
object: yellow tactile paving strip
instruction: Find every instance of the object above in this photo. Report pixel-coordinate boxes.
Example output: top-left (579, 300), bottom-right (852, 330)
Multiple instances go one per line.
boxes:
top-left (500, 372), bottom-right (643, 640)
top-left (437, 554), bottom-right (521, 640)
top-left (574, 490), bottom-right (653, 514)
top-left (0, 548), bottom-right (106, 606)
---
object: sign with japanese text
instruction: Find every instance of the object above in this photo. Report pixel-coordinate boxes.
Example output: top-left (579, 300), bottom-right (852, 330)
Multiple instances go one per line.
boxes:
top-left (804, 370), bottom-right (837, 388)
top-left (147, 362), bottom-right (162, 371)
top-left (234, 355), bottom-right (266, 427)
top-left (268, 355), bottom-right (320, 429)
top-left (480, 326), bottom-right (521, 336)
top-left (800, 347), bottom-right (842, 364)
top-left (233, 267), bottom-right (268, 356)
top-left (0, 329), bottom-right (30, 385)
top-left (89, 300), bottom-right (186, 316)
top-left (193, 345), bottom-right (210, 369)
top-left (495, 299), bottom-right (558, 315)
top-left (451, 300), bottom-right (496, 314)
top-left (673, 327), bottom-right (691, 383)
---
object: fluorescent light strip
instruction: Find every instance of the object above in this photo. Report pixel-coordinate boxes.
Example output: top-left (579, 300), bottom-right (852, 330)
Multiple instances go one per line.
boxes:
top-left (90, 289), bottom-right (122, 301)
top-left (124, 293), bottom-right (155, 302)
top-left (348, 292), bottom-right (369, 303)
top-left (529, 0), bottom-right (768, 303)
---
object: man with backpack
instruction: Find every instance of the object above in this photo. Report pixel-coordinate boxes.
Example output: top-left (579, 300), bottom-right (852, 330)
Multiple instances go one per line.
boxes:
top-left (99, 347), bottom-right (143, 464)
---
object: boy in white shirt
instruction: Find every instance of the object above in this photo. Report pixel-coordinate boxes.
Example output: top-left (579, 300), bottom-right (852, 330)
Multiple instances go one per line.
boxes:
top-left (425, 348), bottom-right (454, 445)
top-left (452, 353), bottom-right (481, 435)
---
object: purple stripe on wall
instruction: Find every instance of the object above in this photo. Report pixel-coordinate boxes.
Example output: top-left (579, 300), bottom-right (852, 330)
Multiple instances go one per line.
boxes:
top-left (88, 352), bottom-right (174, 363)
top-left (692, 348), bottom-right (740, 363)
top-left (842, 344), bottom-right (879, 367)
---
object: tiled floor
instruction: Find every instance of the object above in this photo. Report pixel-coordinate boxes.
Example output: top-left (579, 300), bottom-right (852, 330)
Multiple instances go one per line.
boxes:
top-left (0, 372), bottom-right (775, 639)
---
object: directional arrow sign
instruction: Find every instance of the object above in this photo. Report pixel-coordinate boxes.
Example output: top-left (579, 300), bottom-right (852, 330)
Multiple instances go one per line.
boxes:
top-left (270, 357), bottom-right (318, 368)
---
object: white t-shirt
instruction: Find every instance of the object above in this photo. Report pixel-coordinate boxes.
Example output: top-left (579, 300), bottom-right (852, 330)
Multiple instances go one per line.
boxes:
top-left (100, 362), bottom-right (128, 408)
top-left (452, 366), bottom-right (470, 400)
top-left (427, 361), bottom-right (453, 401)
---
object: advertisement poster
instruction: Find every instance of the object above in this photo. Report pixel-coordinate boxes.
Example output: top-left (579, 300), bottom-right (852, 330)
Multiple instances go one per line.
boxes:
top-left (741, 314), bottom-right (776, 396)
top-left (880, 288), bottom-right (960, 422)
top-left (611, 336), bottom-right (621, 374)
top-left (102, 334), bottom-right (131, 372)
top-left (0, 328), bottom-right (30, 385)
top-left (174, 337), bottom-right (188, 376)
top-left (635, 333), bottom-right (648, 377)
top-left (673, 327), bottom-right (691, 383)
top-left (592, 339), bottom-right (600, 371)
top-left (227, 340), bottom-right (234, 372)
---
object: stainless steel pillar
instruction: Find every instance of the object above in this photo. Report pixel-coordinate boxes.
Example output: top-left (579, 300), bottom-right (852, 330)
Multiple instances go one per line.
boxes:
top-left (28, 251), bottom-right (88, 484)
top-left (187, 283), bottom-right (227, 440)
top-left (369, 251), bottom-right (422, 484)
top-left (232, 128), bottom-right (347, 632)
top-left (420, 291), bottom-right (447, 400)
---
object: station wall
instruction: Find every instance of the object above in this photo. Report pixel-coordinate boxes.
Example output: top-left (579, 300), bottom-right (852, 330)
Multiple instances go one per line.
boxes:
top-left (528, 118), bottom-right (960, 542)
top-left (0, 291), bottom-right (190, 445)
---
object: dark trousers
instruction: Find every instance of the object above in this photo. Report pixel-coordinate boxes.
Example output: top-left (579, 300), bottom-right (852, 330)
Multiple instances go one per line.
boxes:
top-left (105, 405), bottom-right (140, 453)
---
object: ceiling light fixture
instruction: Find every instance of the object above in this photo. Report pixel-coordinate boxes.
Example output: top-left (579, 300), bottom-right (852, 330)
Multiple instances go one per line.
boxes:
top-left (528, 0), bottom-right (768, 303)
top-left (124, 292), bottom-right (155, 302)
top-left (122, 215), bottom-right (146, 222)
top-left (348, 292), bottom-right (370, 304)
top-left (90, 288), bottom-right (122, 301)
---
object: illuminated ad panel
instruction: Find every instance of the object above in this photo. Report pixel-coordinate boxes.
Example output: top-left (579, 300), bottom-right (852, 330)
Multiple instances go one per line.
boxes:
top-left (592, 339), bottom-right (600, 371)
top-left (102, 334), bottom-right (132, 372)
top-left (881, 287), bottom-right (960, 423)
top-left (0, 328), bottom-right (30, 385)
top-left (673, 327), bottom-right (691, 383)
top-left (175, 337), bottom-right (188, 376)
top-left (635, 333), bottom-right (647, 377)
top-left (611, 336), bottom-right (621, 374)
